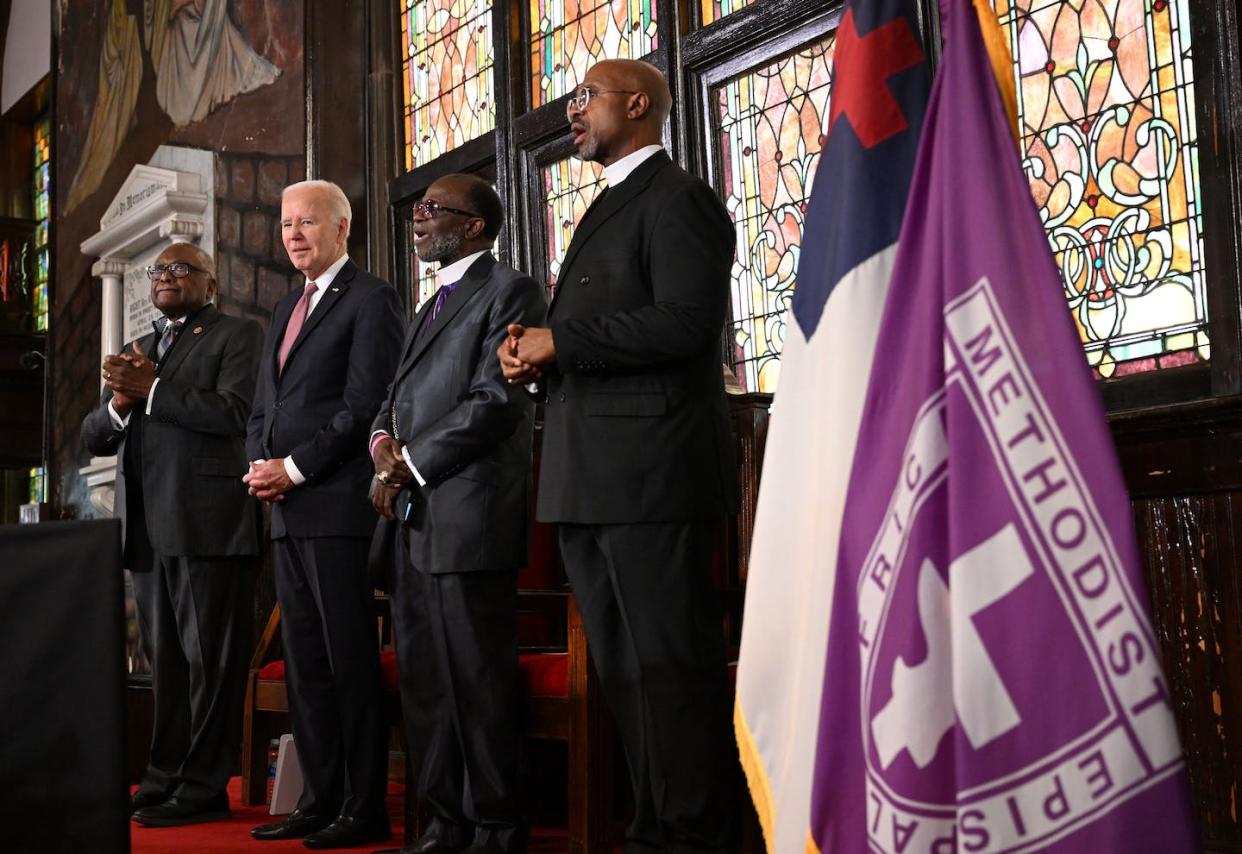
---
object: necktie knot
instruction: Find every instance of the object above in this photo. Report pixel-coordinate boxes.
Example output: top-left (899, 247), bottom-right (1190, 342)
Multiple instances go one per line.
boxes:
top-left (431, 281), bottom-right (458, 321)
top-left (155, 318), bottom-right (183, 360)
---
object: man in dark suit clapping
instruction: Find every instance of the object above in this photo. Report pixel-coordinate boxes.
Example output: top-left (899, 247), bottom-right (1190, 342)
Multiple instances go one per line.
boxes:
top-left (81, 242), bottom-right (263, 827)
top-left (499, 59), bottom-right (740, 853)
top-left (245, 179), bottom-right (404, 849)
top-left (371, 174), bottom-right (545, 854)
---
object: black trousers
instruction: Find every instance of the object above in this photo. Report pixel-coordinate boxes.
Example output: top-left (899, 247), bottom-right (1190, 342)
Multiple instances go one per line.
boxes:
top-left (130, 551), bottom-right (253, 802)
top-left (390, 556), bottom-right (522, 851)
top-left (558, 521), bottom-right (738, 854)
top-left (274, 535), bottom-right (388, 821)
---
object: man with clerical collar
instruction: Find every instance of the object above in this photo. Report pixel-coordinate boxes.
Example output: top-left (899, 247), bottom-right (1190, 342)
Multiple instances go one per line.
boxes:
top-left (245, 179), bottom-right (404, 849)
top-left (370, 173), bottom-right (546, 854)
top-left (81, 241), bottom-right (263, 827)
top-left (499, 59), bottom-right (741, 852)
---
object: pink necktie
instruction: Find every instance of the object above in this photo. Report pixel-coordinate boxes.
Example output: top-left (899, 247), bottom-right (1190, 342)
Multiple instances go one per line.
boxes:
top-left (278, 282), bottom-right (318, 373)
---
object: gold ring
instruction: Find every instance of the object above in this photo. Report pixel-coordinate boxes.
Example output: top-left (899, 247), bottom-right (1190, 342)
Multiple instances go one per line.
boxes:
top-left (377, 471), bottom-right (389, 483)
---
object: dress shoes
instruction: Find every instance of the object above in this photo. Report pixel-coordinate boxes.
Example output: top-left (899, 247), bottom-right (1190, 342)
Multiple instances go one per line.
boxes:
top-left (461, 825), bottom-right (527, 854)
top-left (251, 809), bottom-right (335, 840)
top-left (373, 826), bottom-right (469, 854)
top-left (129, 789), bottom-right (169, 814)
top-left (303, 814), bottom-right (391, 849)
top-left (461, 843), bottom-right (504, 854)
top-left (132, 792), bottom-right (230, 826)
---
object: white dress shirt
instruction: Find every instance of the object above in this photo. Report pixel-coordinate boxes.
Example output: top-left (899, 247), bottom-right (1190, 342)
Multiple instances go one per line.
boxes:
top-left (602, 144), bottom-right (664, 187)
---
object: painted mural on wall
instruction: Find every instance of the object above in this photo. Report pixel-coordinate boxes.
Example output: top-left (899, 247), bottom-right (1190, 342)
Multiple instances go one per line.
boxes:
top-left (65, 0), bottom-right (292, 212)
top-left (67, 0), bottom-right (142, 212)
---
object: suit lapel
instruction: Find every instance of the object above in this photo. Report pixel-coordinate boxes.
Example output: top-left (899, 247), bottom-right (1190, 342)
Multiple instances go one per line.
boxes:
top-left (396, 293), bottom-right (435, 372)
top-left (397, 254), bottom-right (496, 385)
top-left (157, 304), bottom-right (219, 378)
top-left (280, 260), bottom-right (357, 377)
top-left (550, 151), bottom-right (670, 315)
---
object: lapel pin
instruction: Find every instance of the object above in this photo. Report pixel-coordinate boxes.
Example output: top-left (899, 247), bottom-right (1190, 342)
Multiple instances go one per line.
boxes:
top-left (331, 287), bottom-right (339, 292)
top-left (193, 326), bottom-right (203, 334)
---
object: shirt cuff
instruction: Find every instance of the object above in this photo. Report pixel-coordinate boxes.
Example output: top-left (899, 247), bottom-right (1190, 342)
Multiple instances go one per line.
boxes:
top-left (370, 430), bottom-right (391, 459)
top-left (400, 446), bottom-right (427, 487)
top-left (107, 399), bottom-right (131, 430)
top-left (284, 456), bottom-right (306, 486)
top-left (144, 377), bottom-right (160, 416)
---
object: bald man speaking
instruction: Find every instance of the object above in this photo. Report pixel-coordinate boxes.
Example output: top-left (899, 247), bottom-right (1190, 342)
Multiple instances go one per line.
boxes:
top-left (500, 59), bottom-right (740, 852)
top-left (82, 242), bottom-right (264, 827)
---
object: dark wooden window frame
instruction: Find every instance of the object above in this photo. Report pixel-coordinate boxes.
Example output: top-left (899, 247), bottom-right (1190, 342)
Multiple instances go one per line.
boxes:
top-left (380, 0), bottom-right (1242, 417)
top-left (1093, 0), bottom-right (1242, 414)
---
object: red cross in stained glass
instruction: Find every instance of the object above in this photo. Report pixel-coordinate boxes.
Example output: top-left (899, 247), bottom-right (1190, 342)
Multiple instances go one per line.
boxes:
top-left (828, 9), bottom-right (925, 149)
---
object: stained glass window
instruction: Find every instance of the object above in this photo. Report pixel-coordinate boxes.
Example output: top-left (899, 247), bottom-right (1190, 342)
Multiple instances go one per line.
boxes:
top-left (542, 156), bottom-right (606, 294)
top-left (33, 115), bottom-right (50, 332)
top-left (715, 37), bottom-right (834, 393)
top-left (530, 0), bottom-right (658, 109)
top-left (400, 0), bottom-right (495, 172)
top-left (701, 0), bottom-right (754, 27)
top-left (28, 467), bottom-right (45, 504)
top-left (996, 0), bottom-right (1207, 379)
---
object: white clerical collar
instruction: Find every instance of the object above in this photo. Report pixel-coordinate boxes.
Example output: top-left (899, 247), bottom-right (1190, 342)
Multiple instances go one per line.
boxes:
top-left (603, 145), bottom-right (664, 187)
top-left (436, 250), bottom-right (489, 287)
top-left (307, 253), bottom-right (350, 290)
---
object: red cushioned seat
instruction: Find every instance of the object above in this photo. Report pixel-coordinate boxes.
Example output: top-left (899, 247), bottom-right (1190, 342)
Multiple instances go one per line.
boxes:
top-left (257, 651), bottom-right (402, 696)
top-left (519, 652), bottom-right (568, 698)
top-left (379, 650), bottom-right (400, 695)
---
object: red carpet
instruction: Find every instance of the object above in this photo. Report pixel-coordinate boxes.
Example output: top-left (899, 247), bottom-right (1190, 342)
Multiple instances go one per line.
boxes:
top-left (131, 777), bottom-right (571, 853)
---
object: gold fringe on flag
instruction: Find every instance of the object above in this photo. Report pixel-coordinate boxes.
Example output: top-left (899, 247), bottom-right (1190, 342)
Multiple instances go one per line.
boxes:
top-left (734, 700), bottom-right (778, 852)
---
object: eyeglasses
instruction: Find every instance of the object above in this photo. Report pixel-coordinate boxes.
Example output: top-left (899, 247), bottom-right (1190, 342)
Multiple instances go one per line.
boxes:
top-left (145, 262), bottom-right (209, 280)
top-left (412, 199), bottom-right (483, 220)
top-left (565, 86), bottom-right (640, 118)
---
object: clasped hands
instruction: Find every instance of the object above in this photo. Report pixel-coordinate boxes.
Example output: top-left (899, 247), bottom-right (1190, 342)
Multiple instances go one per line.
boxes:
top-left (372, 438), bottom-right (414, 520)
top-left (497, 324), bottom-right (555, 385)
top-left (243, 460), bottom-right (294, 504)
top-left (101, 341), bottom-right (156, 416)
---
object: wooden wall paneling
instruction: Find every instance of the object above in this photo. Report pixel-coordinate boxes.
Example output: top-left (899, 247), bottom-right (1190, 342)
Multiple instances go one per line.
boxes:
top-left (1132, 493), bottom-right (1242, 851)
top-left (728, 392), bottom-right (771, 588)
top-left (306, 0), bottom-right (369, 262)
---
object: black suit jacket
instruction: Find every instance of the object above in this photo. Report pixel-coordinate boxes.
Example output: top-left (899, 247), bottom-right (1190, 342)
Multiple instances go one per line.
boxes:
top-left (81, 304), bottom-right (263, 557)
top-left (373, 254), bottom-right (547, 574)
top-left (536, 150), bottom-right (739, 524)
top-left (247, 260), bottom-right (405, 538)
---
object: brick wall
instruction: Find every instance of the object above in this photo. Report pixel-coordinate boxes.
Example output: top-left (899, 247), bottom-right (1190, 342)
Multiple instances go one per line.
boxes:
top-left (215, 152), bottom-right (307, 330)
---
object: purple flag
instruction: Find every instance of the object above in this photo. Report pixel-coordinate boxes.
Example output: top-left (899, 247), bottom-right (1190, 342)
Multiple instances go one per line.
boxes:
top-left (809, 1), bottom-right (1199, 852)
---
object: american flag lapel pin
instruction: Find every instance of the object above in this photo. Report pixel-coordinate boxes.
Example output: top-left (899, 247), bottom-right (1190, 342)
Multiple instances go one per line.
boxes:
top-left (193, 326), bottom-right (203, 334)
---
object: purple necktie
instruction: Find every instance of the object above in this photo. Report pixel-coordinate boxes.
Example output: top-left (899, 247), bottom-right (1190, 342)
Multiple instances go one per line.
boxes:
top-left (278, 282), bottom-right (318, 373)
top-left (431, 281), bottom-right (459, 321)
